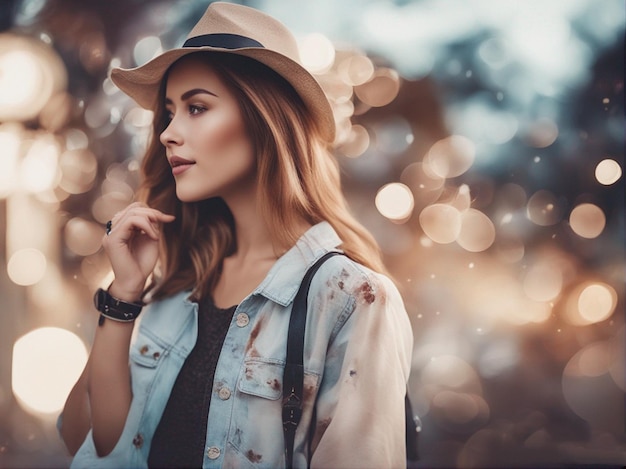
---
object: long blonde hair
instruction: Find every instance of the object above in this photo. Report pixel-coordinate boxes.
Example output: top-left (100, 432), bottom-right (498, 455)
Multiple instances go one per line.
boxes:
top-left (140, 53), bottom-right (385, 301)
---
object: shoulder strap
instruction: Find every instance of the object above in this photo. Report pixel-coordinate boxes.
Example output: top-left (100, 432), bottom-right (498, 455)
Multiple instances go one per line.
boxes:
top-left (282, 251), bottom-right (343, 469)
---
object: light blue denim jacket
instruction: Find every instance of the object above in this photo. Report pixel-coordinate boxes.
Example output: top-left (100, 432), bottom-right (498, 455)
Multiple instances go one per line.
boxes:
top-left (69, 222), bottom-right (413, 469)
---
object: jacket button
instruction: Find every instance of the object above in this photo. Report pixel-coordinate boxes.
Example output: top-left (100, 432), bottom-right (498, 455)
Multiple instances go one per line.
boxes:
top-left (132, 433), bottom-right (144, 448)
top-left (206, 446), bottom-right (221, 459)
top-left (236, 313), bottom-right (249, 327)
top-left (218, 387), bottom-right (231, 400)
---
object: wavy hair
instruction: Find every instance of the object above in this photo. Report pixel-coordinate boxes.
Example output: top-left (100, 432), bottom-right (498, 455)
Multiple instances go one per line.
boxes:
top-left (139, 53), bottom-right (385, 301)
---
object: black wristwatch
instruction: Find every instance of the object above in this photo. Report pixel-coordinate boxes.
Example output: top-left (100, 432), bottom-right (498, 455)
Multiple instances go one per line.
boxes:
top-left (94, 288), bottom-right (144, 326)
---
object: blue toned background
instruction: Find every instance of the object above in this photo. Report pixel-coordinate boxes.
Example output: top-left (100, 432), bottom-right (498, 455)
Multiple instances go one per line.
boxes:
top-left (0, 1), bottom-right (623, 467)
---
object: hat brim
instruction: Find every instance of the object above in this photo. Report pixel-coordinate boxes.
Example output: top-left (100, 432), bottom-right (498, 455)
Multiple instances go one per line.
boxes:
top-left (111, 47), bottom-right (335, 142)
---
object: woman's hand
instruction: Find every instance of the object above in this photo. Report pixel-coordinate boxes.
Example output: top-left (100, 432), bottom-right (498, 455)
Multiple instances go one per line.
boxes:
top-left (102, 202), bottom-right (175, 301)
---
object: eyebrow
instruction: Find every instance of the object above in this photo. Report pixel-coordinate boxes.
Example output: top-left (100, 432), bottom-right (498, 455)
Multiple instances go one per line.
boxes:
top-left (164, 88), bottom-right (218, 105)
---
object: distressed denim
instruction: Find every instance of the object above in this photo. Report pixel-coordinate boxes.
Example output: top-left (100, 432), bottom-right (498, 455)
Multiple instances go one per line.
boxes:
top-left (69, 221), bottom-right (413, 469)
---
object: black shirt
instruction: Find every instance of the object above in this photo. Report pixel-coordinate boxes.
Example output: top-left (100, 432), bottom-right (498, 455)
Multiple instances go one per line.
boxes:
top-left (148, 297), bottom-right (237, 468)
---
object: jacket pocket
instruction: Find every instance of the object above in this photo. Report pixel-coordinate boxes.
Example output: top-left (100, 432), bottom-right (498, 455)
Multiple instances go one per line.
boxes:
top-left (238, 359), bottom-right (284, 400)
top-left (238, 358), bottom-right (321, 400)
top-left (231, 359), bottom-right (320, 466)
top-left (229, 359), bottom-right (284, 466)
top-left (129, 333), bottom-right (166, 368)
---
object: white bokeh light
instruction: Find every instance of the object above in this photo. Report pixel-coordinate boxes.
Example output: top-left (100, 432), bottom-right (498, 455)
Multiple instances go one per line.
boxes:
top-left (299, 33), bottom-right (335, 74)
top-left (12, 327), bottom-right (88, 415)
top-left (595, 159), bottom-right (622, 185)
top-left (375, 183), bottom-right (414, 221)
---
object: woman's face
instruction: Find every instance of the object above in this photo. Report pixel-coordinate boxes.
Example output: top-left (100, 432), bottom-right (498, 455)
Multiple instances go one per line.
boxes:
top-left (160, 55), bottom-right (255, 203)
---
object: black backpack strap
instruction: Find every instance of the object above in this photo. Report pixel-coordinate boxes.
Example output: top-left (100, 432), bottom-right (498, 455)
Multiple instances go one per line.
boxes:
top-left (282, 251), bottom-right (343, 468)
top-left (405, 393), bottom-right (421, 462)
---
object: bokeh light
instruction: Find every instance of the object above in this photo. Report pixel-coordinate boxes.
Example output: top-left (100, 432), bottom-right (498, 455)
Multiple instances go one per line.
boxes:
top-left (577, 283), bottom-right (617, 323)
top-left (562, 339), bottom-right (624, 433)
top-left (64, 217), bottom-right (105, 256)
top-left (299, 33), bottom-right (335, 74)
top-left (419, 204), bottom-right (462, 244)
top-left (431, 390), bottom-right (489, 433)
top-left (594, 158), bottom-right (622, 185)
top-left (354, 67), bottom-right (400, 107)
top-left (133, 36), bottom-right (162, 65)
top-left (58, 149), bottom-right (98, 194)
top-left (424, 135), bottom-right (476, 179)
top-left (19, 134), bottom-right (61, 193)
top-left (526, 190), bottom-right (562, 226)
top-left (123, 107), bottom-right (154, 129)
top-left (375, 182), bottom-right (414, 221)
top-left (337, 54), bottom-right (375, 86)
top-left (12, 328), bottom-right (88, 415)
top-left (7, 248), bottom-right (47, 286)
top-left (562, 281), bottom-right (618, 326)
top-left (569, 203), bottom-right (606, 239)
top-left (338, 124), bottom-right (370, 158)
top-left (457, 208), bottom-right (496, 252)
top-left (0, 34), bottom-right (67, 121)
top-left (401, 162), bottom-right (445, 200)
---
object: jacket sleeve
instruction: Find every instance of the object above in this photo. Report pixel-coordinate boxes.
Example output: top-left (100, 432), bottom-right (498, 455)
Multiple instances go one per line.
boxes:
top-left (310, 271), bottom-right (413, 469)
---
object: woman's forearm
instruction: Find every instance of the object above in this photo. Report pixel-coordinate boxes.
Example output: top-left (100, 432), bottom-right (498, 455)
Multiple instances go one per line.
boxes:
top-left (60, 361), bottom-right (91, 455)
top-left (87, 318), bottom-right (135, 456)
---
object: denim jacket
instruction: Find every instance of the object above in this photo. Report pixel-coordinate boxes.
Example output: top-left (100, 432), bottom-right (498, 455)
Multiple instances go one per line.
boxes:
top-left (69, 222), bottom-right (413, 469)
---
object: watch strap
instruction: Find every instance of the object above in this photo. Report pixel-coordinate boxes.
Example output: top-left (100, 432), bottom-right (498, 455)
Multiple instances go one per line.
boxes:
top-left (94, 288), bottom-right (143, 324)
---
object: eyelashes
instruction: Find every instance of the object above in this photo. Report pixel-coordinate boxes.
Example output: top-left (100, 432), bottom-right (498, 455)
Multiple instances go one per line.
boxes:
top-left (188, 104), bottom-right (206, 115)
top-left (163, 104), bottom-right (207, 125)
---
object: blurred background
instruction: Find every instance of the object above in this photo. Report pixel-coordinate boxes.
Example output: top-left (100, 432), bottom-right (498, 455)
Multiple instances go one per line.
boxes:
top-left (0, 0), bottom-right (623, 467)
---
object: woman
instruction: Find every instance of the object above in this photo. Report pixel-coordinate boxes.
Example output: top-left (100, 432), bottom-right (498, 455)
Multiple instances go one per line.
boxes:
top-left (60, 2), bottom-right (413, 468)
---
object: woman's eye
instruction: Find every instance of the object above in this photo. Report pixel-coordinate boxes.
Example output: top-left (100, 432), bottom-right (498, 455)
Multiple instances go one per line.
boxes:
top-left (189, 105), bottom-right (206, 115)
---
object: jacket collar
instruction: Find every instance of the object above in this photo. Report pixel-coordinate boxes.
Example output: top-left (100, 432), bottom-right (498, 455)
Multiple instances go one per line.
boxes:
top-left (253, 221), bottom-right (343, 306)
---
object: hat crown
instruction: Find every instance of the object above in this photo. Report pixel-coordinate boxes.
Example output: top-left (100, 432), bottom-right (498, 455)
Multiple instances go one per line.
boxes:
top-left (186, 2), bottom-right (300, 63)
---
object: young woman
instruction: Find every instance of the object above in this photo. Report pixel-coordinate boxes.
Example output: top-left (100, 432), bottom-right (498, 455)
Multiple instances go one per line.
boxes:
top-left (60, 3), bottom-right (413, 468)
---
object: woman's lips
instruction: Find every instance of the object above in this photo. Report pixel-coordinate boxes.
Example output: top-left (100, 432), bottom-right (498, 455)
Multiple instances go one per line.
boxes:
top-left (169, 156), bottom-right (195, 176)
top-left (172, 164), bottom-right (194, 176)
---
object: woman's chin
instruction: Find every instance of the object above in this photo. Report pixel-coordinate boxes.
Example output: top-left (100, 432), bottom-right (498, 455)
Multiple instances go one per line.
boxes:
top-left (175, 190), bottom-right (202, 203)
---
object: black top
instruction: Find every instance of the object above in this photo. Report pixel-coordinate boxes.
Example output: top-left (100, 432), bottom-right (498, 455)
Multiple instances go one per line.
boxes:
top-left (148, 297), bottom-right (237, 468)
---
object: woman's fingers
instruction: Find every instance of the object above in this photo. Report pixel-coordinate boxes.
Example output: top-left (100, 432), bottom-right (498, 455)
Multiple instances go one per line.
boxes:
top-left (101, 205), bottom-right (175, 298)
top-left (106, 205), bottom-right (175, 240)
top-left (111, 205), bottom-right (175, 226)
top-left (114, 216), bottom-right (160, 241)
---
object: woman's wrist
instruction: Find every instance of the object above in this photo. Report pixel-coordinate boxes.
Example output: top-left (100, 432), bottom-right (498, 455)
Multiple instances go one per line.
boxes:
top-left (94, 284), bottom-right (145, 326)
top-left (107, 280), bottom-right (145, 303)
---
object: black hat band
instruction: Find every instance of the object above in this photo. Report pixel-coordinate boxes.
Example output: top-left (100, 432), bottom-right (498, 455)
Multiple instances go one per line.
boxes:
top-left (183, 33), bottom-right (264, 50)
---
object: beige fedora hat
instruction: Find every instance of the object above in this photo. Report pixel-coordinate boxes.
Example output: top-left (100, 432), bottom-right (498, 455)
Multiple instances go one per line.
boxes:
top-left (111, 2), bottom-right (335, 141)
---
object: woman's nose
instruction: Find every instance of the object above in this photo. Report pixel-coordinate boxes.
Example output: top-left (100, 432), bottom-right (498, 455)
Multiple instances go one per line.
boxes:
top-left (160, 118), bottom-right (182, 147)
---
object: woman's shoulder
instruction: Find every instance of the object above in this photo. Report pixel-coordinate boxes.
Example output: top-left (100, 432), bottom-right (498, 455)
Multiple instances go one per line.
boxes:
top-left (310, 252), bottom-right (401, 306)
